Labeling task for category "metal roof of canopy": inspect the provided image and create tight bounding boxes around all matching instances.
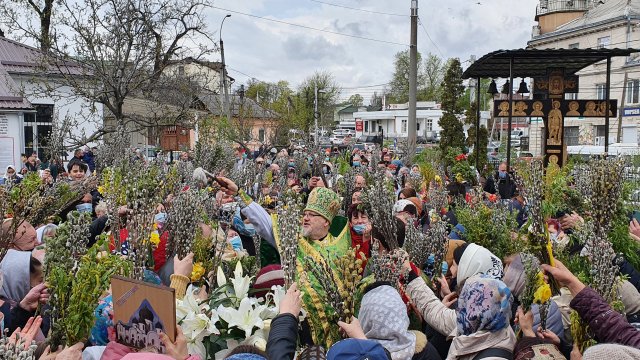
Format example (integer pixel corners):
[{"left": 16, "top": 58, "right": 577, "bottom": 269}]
[{"left": 462, "top": 48, "right": 640, "bottom": 79}]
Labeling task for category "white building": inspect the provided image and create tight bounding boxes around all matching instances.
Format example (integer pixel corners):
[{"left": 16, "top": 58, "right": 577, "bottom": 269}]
[
  {"left": 0, "top": 36, "right": 102, "bottom": 174},
  {"left": 354, "top": 102, "right": 443, "bottom": 139},
  {"left": 528, "top": 0, "right": 640, "bottom": 156}
]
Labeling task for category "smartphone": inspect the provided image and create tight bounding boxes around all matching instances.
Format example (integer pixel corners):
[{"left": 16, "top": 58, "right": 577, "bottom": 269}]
[{"left": 632, "top": 210, "right": 640, "bottom": 223}]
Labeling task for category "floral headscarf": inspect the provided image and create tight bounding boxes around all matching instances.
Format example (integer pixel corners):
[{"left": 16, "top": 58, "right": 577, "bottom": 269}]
[{"left": 456, "top": 276, "right": 512, "bottom": 336}]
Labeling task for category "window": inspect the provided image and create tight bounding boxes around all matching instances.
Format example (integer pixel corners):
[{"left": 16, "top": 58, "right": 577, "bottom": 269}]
[
  {"left": 258, "top": 128, "right": 265, "bottom": 142},
  {"left": 401, "top": 119, "right": 407, "bottom": 133},
  {"left": 565, "top": 93, "right": 578, "bottom": 100},
  {"left": 364, "top": 121, "right": 369, "bottom": 132},
  {"left": 426, "top": 119, "right": 433, "bottom": 131},
  {"left": 417, "top": 122, "right": 420, "bottom": 131},
  {"left": 564, "top": 126, "right": 579, "bottom": 146},
  {"left": 178, "top": 66, "right": 185, "bottom": 76},
  {"left": 597, "top": 36, "right": 610, "bottom": 49},
  {"left": 595, "top": 125, "right": 606, "bottom": 138},
  {"left": 627, "top": 80, "right": 640, "bottom": 104},
  {"left": 568, "top": 42, "right": 579, "bottom": 49},
  {"left": 596, "top": 84, "right": 606, "bottom": 100}
]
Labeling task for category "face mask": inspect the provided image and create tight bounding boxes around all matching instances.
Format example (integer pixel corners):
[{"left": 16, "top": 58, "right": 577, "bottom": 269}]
[
  {"left": 242, "top": 153, "right": 247, "bottom": 159},
  {"left": 352, "top": 223, "right": 367, "bottom": 234},
  {"left": 352, "top": 161, "right": 360, "bottom": 167},
  {"left": 288, "top": 162, "right": 295, "bottom": 168},
  {"left": 323, "top": 167, "right": 330, "bottom": 175},
  {"left": 76, "top": 203, "right": 93, "bottom": 213},
  {"left": 325, "top": 157, "right": 330, "bottom": 162},
  {"left": 550, "top": 231, "right": 559, "bottom": 242},
  {"left": 229, "top": 236, "right": 242, "bottom": 251},
  {"left": 154, "top": 212, "right": 167, "bottom": 223},
  {"left": 499, "top": 171, "right": 507, "bottom": 179},
  {"left": 233, "top": 215, "right": 256, "bottom": 237}
]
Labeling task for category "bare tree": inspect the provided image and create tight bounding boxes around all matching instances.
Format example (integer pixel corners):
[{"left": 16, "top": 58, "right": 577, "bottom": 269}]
[
  {"left": 20, "top": 0, "right": 216, "bottom": 147},
  {"left": 0, "top": 0, "right": 57, "bottom": 51}
]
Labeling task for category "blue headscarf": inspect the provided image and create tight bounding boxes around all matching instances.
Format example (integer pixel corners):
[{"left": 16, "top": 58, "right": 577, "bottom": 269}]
[{"left": 456, "top": 276, "right": 512, "bottom": 335}]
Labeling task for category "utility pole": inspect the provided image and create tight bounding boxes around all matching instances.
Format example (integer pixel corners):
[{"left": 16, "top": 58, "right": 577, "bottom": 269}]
[
  {"left": 220, "top": 15, "right": 232, "bottom": 121},
  {"left": 617, "top": 71, "right": 628, "bottom": 143},
  {"left": 408, "top": 0, "right": 418, "bottom": 156},
  {"left": 314, "top": 84, "right": 319, "bottom": 146}
]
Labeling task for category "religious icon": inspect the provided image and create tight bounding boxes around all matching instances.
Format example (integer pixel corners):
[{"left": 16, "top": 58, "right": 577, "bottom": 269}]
[
  {"left": 513, "top": 101, "right": 528, "bottom": 116},
  {"left": 549, "top": 76, "right": 564, "bottom": 96},
  {"left": 549, "top": 155, "right": 559, "bottom": 165},
  {"left": 547, "top": 100, "right": 563, "bottom": 146},
  {"left": 583, "top": 101, "right": 597, "bottom": 116},
  {"left": 597, "top": 101, "right": 613, "bottom": 116},
  {"left": 531, "top": 101, "right": 545, "bottom": 116},
  {"left": 566, "top": 101, "right": 580, "bottom": 116},
  {"left": 498, "top": 101, "right": 510, "bottom": 117}
]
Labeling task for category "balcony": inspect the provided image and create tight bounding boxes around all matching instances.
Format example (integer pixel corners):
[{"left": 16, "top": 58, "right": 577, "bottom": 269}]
[{"left": 536, "top": 0, "right": 590, "bottom": 17}]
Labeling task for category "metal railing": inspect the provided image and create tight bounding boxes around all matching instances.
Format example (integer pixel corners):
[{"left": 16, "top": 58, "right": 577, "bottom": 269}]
[{"left": 536, "top": 0, "right": 590, "bottom": 17}]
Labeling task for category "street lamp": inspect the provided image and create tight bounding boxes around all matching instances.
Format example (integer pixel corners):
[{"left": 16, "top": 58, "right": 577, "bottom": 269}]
[
  {"left": 219, "top": 14, "right": 231, "bottom": 121},
  {"left": 314, "top": 85, "right": 326, "bottom": 146}
]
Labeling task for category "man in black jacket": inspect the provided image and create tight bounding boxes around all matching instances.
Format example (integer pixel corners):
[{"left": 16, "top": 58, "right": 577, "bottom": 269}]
[{"left": 483, "top": 162, "right": 516, "bottom": 200}]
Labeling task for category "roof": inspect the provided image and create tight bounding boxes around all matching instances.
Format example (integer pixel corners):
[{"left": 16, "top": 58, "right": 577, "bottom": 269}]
[
  {"left": 200, "top": 94, "right": 279, "bottom": 119},
  {"left": 337, "top": 105, "right": 361, "bottom": 114},
  {"left": 0, "top": 36, "right": 84, "bottom": 75},
  {"left": 555, "top": 0, "right": 640, "bottom": 33},
  {"left": 462, "top": 48, "right": 640, "bottom": 79},
  {"left": 0, "top": 63, "right": 32, "bottom": 110}
]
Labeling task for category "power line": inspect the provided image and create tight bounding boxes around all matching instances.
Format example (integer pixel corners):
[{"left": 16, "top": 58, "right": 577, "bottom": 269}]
[
  {"left": 212, "top": 6, "right": 410, "bottom": 47},
  {"left": 417, "top": 16, "right": 444, "bottom": 58},
  {"left": 341, "top": 83, "right": 391, "bottom": 89},
  {"left": 309, "top": 0, "right": 407, "bottom": 17}
]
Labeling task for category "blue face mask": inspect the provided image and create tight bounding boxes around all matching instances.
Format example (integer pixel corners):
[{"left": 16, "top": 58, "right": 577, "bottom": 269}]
[
  {"left": 352, "top": 223, "right": 367, "bottom": 234},
  {"left": 352, "top": 161, "right": 361, "bottom": 167},
  {"left": 155, "top": 212, "right": 167, "bottom": 223},
  {"left": 242, "top": 153, "right": 247, "bottom": 159},
  {"left": 288, "top": 162, "right": 295, "bottom": 168},
  {"left": 229, "top": 236, "right": 242, "bottom": 251},
  {"left": 323, "top": 167, "right": 330, "bottom": 175},
  {"left": 499, "top": 171, "right": 507, "bottom": 179},
  {"left": 233, "top": 214, "right": 256, "bottom": 237},
  {"left": 76, "top": 203, "right": 93, "bottom": 213}
]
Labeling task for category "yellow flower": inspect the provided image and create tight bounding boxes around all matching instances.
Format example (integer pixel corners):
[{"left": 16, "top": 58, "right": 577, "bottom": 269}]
[
  {"left": 455, "top": 173, "right": 464, "bottom": 183},
  {"left": 97, "top": 185, "right": 105, "bottom": 195},
  {"left": 191, "top": 262, "right": 206, "bottom": 282},
  {"left": 533, "top": 283, "right": 551, "bottom": 304},
  {"left": 149, "top": 231, "right": 160, "bottom": 246},
  {"left": 546, "top": 238, "right": 555, "bottom": 267}
]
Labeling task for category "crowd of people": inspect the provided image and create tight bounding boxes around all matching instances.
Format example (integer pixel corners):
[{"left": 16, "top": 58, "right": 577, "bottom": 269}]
[{"left": 1, "top": 141, "right": 640, "bottom": 360}]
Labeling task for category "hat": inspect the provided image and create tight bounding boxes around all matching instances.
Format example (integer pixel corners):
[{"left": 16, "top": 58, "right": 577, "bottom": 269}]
[
  {"left": 304, "top": 187, "right": 341, "bottom": 223},
  {"left": 252, "top": 265, "right": 285, "bottom": 298},
  {"left": 392, "top": 199, "right": 414, "bottom": 215},
  {"left": 327, "top": 339, "right": 390, "bottom": 360}
]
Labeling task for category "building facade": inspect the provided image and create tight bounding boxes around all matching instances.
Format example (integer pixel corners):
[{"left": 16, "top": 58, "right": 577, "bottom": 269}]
[
  {"left": 353, "top": 102, "right": 444, "bottom": 139},
  {"left": 528, "top": 0, "right": 640, "bottom": 156},
  {"left": 0, "top": 36, "right": 102, "bottom": 175}
]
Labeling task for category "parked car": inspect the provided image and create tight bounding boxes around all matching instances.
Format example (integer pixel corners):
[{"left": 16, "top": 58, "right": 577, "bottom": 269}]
[
  {"left": 425, "top": 131, "right": 439, "bottom": 143},
  {"left": 357, "top": 135, "right": 383, "bottom": 145},
  {"left": 330, "top": 135, "right": 345, "bottom": 145}
]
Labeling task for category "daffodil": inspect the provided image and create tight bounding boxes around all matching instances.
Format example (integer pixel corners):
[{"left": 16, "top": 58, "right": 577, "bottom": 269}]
[
  {"left": 191, "top": 262, "right": 206, "bottom": 282},
  {"left": 533, "top": 283, "right": 551, "bottom": 304},
  {"left": 149, "top": 231, "right": 160, "bottom": 246},
  {"left": 217, "top": 297, "right": 265, "bottom": 338},
  {"left": 231, "top": 261, "right": 251, "bottom": 300},
  {"left": 97, "top": 185, "right": 105, "bottom": 195}
]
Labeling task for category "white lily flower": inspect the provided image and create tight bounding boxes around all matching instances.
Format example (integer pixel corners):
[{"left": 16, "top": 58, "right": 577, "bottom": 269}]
[
  {"left": 214, "top": 339, "right": 240, "bottom": 360},
  {"left": 231, "top": 261, "right": 251, "bottom": 300},
  {"left": 176, "top": 286, "right": 209, "bottom": 321},
  {"left": 181, "top": 312, "right": 220, "bottom": 340},
  {"left": 244, "top": 329, "right": 268, "bottom": 351},
  {"left": 187, "top": 339, "right": 207, "bottom": 359},
  {"left": 216, "top": 266, "right": 226, "bottom": 287},
  {"left": 217, "top": 297, "right": 264, "bottom": 338}
]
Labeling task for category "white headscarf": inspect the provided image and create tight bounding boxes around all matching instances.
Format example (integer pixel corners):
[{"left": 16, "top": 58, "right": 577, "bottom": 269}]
[
  {"left": 457, "top": 243, "right": 504, "bottom": 285},
  {"left": 359, "top": 285, "right": 416, "bottom": 360},
  {"left": 36, "top": 224, "right": 58, "bottom": 244}
]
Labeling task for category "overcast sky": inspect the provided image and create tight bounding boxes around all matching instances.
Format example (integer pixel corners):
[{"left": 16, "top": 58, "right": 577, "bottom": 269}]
[{"left": 207, "top": 0, "right": 539, "bottom": 101}]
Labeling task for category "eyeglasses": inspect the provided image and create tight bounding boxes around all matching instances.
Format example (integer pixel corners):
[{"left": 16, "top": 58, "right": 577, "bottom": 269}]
[{"left": 302, "top": 211, "right": 323, "bottom": 219}]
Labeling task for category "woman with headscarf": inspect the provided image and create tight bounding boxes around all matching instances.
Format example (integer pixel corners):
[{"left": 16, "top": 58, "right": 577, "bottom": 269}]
[
  {"left": 1, "top": 165, "right": 22, "bottom": 186},
  {"left": 350, "top": 283, "right": 441, "bottom": 360},
  {"left": 404, "top": 243, "right": 504, "bottom": 339},
  {"left": 1, "top": 219, "right": 39, "bottom": 251},
  {"left": 446, "top": 277, "right": 515, "bottom": 360}
]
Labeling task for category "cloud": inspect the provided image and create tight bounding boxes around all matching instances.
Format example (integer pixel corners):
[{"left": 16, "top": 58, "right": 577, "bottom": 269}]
[
  {"left": 209, "top": 0, "right": 539, "bottom": 91},
  {"left": 282, "top": 35, "right": 347, "bottom": 62}
]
